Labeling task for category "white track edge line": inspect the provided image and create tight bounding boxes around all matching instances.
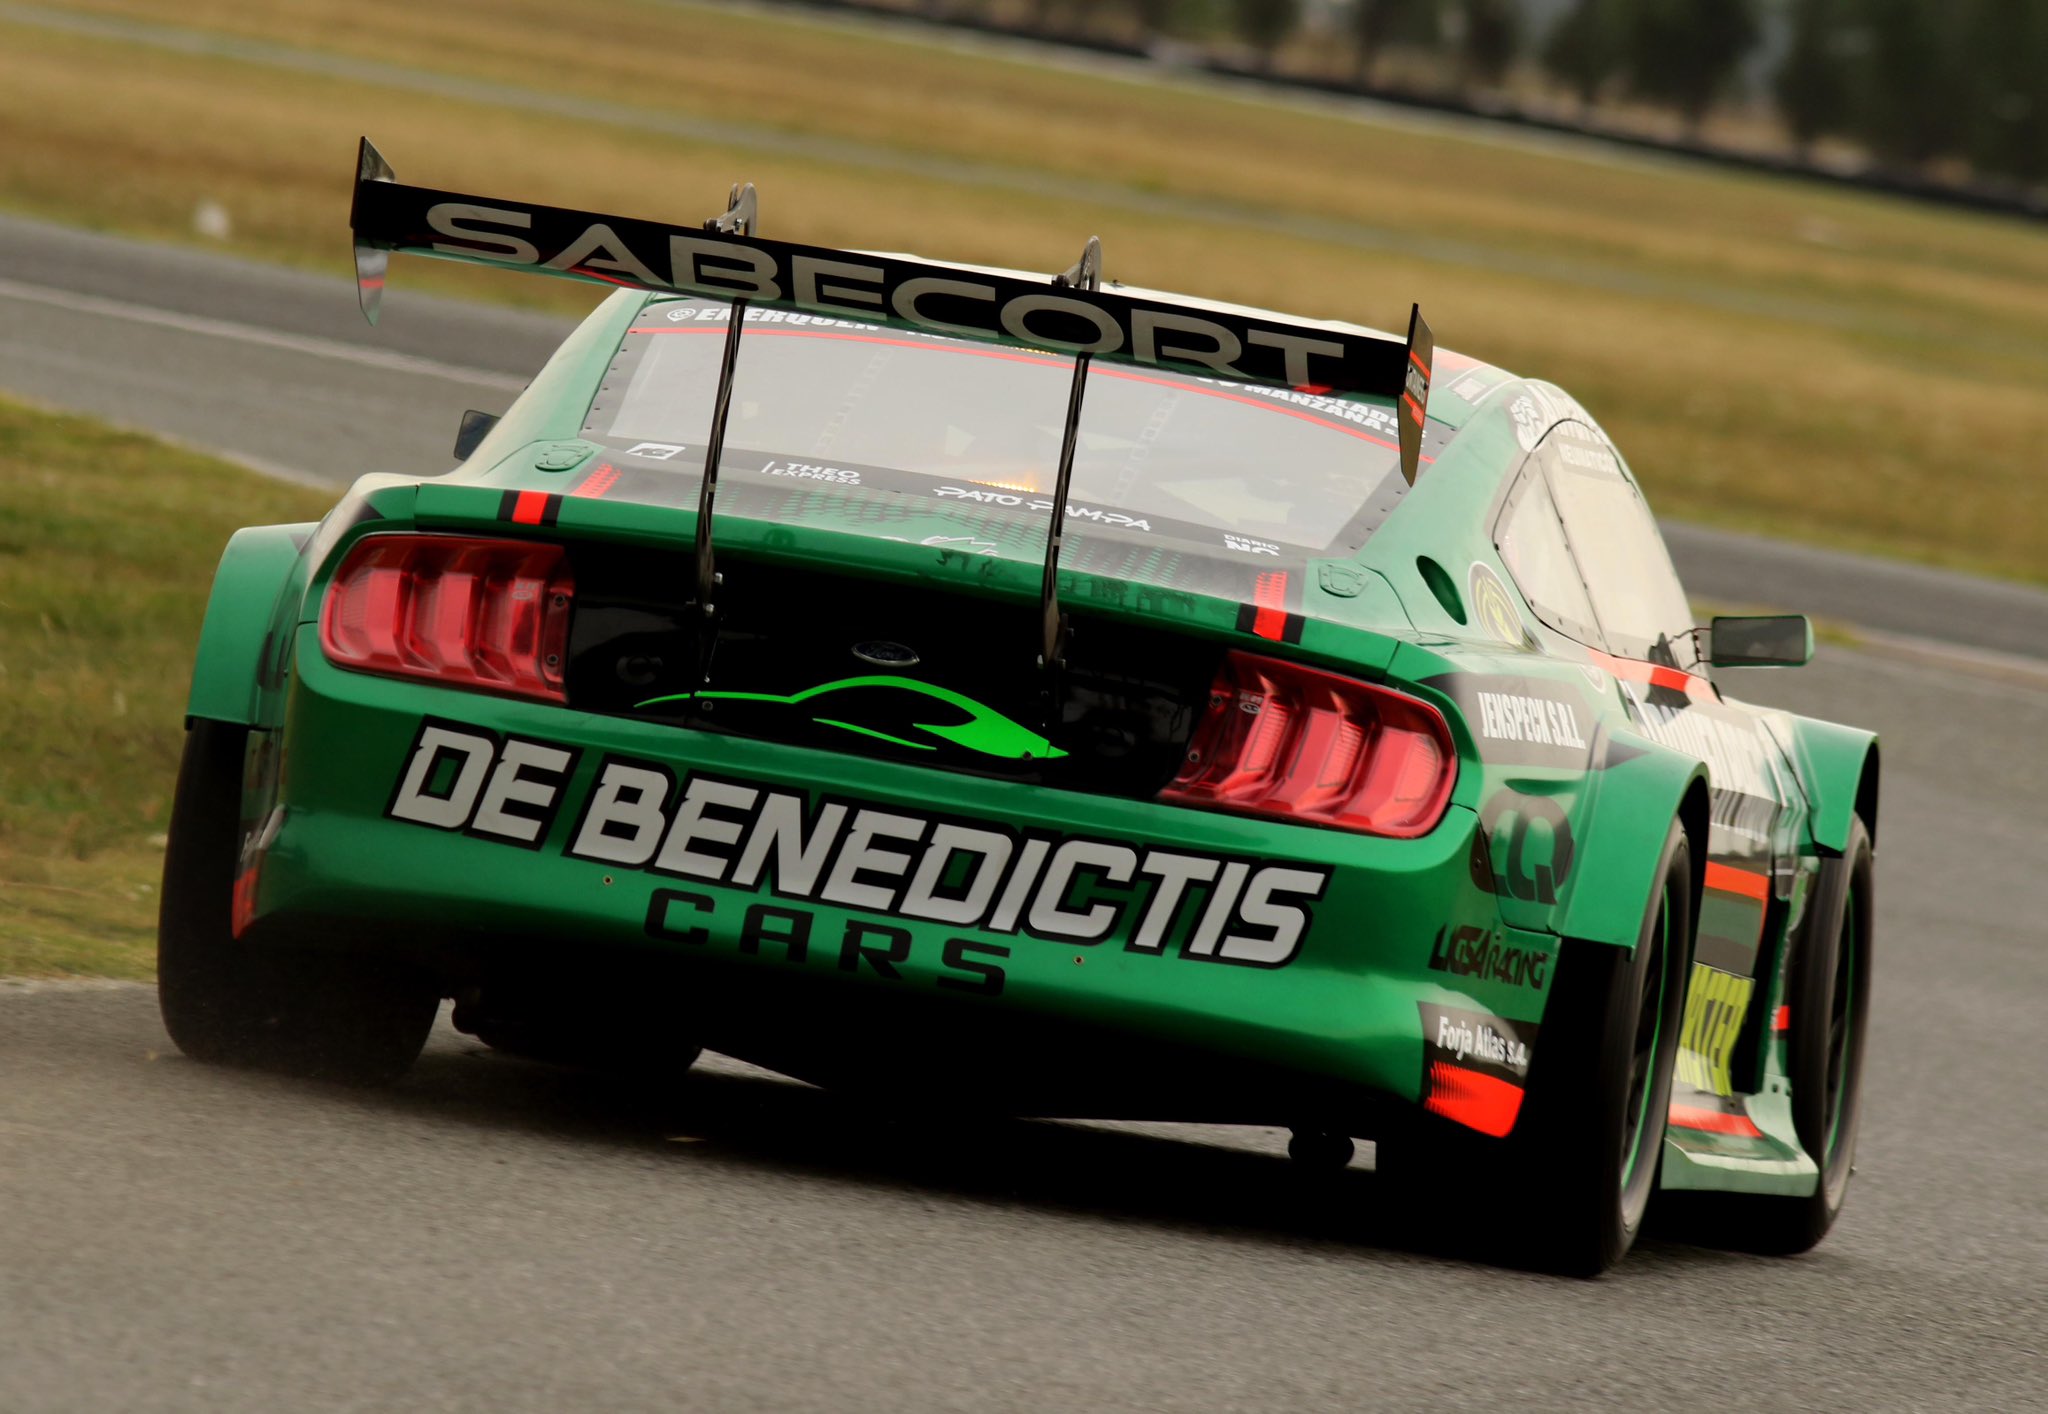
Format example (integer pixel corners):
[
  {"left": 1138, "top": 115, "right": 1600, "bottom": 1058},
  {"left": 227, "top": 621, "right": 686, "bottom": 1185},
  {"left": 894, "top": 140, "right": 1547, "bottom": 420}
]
[{"left": 0, "top": 276, "right": 526, "bottom": 391}]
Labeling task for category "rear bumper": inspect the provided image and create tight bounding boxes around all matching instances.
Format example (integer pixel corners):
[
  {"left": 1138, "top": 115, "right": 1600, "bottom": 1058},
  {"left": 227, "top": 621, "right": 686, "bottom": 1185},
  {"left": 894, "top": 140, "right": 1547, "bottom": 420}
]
[{"left": 240, "top": 632, "right": 1548, "bottom": 1126}]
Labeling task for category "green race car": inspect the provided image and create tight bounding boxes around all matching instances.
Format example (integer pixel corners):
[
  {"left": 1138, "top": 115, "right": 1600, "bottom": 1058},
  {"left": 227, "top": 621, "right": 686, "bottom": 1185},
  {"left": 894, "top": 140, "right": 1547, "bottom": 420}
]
[{"left": 159, "top": 142, "right": 1877, "bottom": 1275}]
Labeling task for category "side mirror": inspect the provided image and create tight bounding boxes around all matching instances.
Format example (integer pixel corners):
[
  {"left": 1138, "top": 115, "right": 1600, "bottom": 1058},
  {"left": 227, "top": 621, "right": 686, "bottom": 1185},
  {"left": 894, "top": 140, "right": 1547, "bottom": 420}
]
[
  {"left": 1709, "top": 614, "right": 1813, "bottom": 668},
  {"left": 453, "top": 409, "right": 500, "bottom": 461}
]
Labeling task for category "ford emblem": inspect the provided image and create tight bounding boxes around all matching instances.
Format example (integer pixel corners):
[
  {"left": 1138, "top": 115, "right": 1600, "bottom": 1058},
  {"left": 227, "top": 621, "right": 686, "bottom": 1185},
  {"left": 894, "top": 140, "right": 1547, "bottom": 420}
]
[{"left": 852, "top": 640, "right": 920, "bottom": 668}]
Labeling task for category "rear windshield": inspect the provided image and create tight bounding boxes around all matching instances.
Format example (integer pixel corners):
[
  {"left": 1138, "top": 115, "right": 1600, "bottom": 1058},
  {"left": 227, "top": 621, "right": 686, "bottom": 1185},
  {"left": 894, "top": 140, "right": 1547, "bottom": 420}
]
[{"left": 582, "top": 299, "right": 1409, "bottom": 552}]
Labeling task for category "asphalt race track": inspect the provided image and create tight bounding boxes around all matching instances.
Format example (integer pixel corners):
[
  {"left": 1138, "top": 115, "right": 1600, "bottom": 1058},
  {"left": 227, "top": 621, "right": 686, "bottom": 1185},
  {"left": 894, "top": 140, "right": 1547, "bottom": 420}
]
[{"left": 3, "top": 214, "right": 2046, "bottom": 1412}]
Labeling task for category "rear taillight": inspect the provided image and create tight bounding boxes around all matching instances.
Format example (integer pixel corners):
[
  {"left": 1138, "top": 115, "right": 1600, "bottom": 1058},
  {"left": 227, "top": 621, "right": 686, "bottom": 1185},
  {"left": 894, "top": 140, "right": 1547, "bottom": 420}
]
[
  {"left": 320, "top": 535, "right": 573, "bottom": 703},
  {"left": 1159, "top": 651, "right": 1455, "bottom": 838}
]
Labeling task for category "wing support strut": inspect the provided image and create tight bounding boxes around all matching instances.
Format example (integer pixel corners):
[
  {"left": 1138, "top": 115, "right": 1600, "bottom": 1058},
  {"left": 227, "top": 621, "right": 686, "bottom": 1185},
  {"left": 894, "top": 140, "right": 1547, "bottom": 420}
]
[
  {"left": 692, "top": 182, "right": 758, "bottom": 627},
  {"left": 1040, "top": 235, "right": 1100, "bottom": 676}
]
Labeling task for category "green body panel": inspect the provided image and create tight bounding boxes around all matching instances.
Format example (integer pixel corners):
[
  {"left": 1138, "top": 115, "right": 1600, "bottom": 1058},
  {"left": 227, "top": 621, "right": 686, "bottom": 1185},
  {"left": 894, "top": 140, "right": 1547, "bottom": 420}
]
[
  {"left": 1550, "top": 729, "right": 1709, "bottom": 949},
  {"left": 1777, "top": 715, "right": 1881, "bottom": 854},
  {"left": 184, "top": 523, "right": 317, "bottom": 725}
]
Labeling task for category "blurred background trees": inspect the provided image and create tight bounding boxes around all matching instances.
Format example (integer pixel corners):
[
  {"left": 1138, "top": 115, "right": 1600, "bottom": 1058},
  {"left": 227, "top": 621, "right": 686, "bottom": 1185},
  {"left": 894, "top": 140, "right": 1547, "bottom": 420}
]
[
  {"left": 1230, "top": 0, "right": 1302, "bottom": 69},
  {"left": 896, "top": 0, "right": 2044, "bottom": 190}
]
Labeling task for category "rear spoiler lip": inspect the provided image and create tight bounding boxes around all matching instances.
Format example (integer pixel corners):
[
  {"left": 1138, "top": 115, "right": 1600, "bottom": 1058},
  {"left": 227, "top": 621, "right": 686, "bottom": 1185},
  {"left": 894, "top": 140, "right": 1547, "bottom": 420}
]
[{"left": 349, "top": 139, "right": 1431, "bottom": 475}]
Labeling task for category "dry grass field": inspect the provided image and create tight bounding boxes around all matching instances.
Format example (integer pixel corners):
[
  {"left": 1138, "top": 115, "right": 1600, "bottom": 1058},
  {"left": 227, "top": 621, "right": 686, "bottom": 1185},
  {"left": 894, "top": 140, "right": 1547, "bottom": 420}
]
[{"left": 0, "top": 0, "right": 2042, "bottom": 589}]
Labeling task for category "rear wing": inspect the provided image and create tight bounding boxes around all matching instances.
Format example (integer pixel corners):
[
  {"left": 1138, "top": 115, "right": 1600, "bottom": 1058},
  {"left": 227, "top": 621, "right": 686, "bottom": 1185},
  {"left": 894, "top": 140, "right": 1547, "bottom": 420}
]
[{"left": 348, "top": 138, "right": 1435, "bottom": 684}]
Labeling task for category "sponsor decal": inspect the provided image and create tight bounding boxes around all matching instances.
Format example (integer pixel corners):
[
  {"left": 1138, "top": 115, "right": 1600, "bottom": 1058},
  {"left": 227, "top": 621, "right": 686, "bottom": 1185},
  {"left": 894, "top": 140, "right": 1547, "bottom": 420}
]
[
  {"left": 1471, "top": 789, "right": 1575, "bottom": 905},
  {"left": 665, "top": 305, "right": 882, "bottom": 332},
  {"left": 1427, "top": 673, "right": 1599, "bottom": 769},
  {"left": 1418, "top": 1001, "right": 1536, "bottom": 1138},
  {"left": 920, "top": 534, "right": 998, "bottom": 555},
  {"left": 642, "top": 890, "right": 1012, "bottom": 996},
  {"left": 1427, "top": 924, "right": 1550, "bottom": 990},
  {"left": 1222, "top": 533, "right": 1282, "bottom": 557},
  {"left": 1426, "top": 1005, "right": 1532, "bottom": 1075},
  {"left": 1474, "top": 689, "right": 1586, "bottom": 749},
  {"left": 1675, "top": 962, "right": 1755, "bottom": 1098},
  {"left": 384, "top": 719, "right": 1331, "bottom": 971},
  {"left": 762, "top": 458, "right": 861, "bottom": 485},
  {"left": 1616, "top": 682, "right": 1785, "bottom": 805},
  {"left": 385, "top": 720, "right": 581, "bottom": 850},
  {"left": 934, "top": 485, "right": 1152, "bottom": 531},
  {"left": 1507, "top": 392, "right": 1547, "bottom": 450},
  {"left": 358, "top": 181, "right": 1410, "bottom": 395},
  {"left": 625, "top": 440, "right": 687, "bottom": 460},
  {"left": 1503, "top": 386, "right": 1585, "bottom": 453},
  {"left": 1467, "top": 562, "right": 1527, "bottom": 648},
  {"left": 1206, "top": 381, "right": 1403, "bottom": 440},
  {"left": 634, "top": 676, "right": 1063, "bottom": 761},
  {"left": 876, "top": 533, "right": 1003, "bottom": 556},
  {"left": 1553, "top": 438, "right": 1621, "bottom": 476}
]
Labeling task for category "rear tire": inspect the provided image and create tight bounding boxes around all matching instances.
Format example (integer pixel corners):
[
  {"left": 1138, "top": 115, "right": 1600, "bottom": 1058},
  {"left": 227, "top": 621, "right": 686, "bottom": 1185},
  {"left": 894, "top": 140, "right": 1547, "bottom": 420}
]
[
  {"left": 1659, "top": 816, "right": 1873, "bottom": 1255},
  {"left": 157, "top": 719, "right": 439, "bottom": 1086},
  {"left": 1505, "top": 818, "right": 1693, "bottom": 1276},
  {"left": 1377, "top": 820, "right": 1693, "bottom": 1275}
]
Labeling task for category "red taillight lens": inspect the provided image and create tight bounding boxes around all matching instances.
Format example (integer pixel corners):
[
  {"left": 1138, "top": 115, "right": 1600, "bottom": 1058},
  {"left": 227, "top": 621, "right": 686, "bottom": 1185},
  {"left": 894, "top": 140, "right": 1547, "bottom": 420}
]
[
  {"left": 1159, "top": 651, "right": 1456, "bottom": 838},
  {"left": 320, "top": 535, "right": 573, "bottom": 703}
]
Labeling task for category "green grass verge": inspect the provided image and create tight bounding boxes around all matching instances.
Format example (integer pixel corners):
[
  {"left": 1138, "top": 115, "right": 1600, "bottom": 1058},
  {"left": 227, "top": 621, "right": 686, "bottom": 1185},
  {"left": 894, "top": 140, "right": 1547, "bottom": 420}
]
[{"left": 0, "top": 399, "right": 329, "bottom": 978}]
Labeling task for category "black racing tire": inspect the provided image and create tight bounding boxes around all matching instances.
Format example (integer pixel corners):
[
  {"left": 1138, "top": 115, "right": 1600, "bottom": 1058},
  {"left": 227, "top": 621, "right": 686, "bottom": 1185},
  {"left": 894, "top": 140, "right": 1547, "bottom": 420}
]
[
  {"left": 1377, "top": 819, "right": 1692, "bottom": 1276},
  {"left": 1503, "top": 818, "right": 1693, "bottom": 1276},
  {"left": 1659, "top": 816, "right": 1873, "bottom": 1255},
  {"left": 157, "top": 719, "right": 439, "bottom": 1086}
]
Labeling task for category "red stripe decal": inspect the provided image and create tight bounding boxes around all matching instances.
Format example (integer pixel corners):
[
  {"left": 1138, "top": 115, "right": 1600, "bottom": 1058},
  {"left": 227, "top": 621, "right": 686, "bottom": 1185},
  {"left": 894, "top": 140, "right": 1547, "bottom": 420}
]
[
  {"left": 1773, "top": 1004, "right": 1791, "bottom": 1032},
  {"left": 1251, "top": 571, "right": 1289, "bottom": 641},
  {"left": 1704, "top": 862, "right": 1770, "bottom": 901},
  {"left": 1402, "top": 392, "right": 1424, "bottom": 425},
  {"left": 1424, "top": 1063, "right": 1524, "bottom": 1138},
  {"left": 1590, "top": 648, "right": 1708, "bottom": 698},
  {"left": 573, "top": 463, "right": 621, "bottom": 499},
  {"left": 510, "top": 490, "right": 550, "bottom": 525},
  {"left": 1669, "top": 1103, "right": 1764, "bottom": 1138},
  {"left": 1409, "top": 348, "right": 1432, "bottom": 377}
]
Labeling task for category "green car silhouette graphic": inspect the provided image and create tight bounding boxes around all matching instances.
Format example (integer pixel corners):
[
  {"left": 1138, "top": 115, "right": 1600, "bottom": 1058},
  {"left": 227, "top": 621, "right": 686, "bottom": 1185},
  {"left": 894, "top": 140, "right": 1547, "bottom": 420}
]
[{"left": 635, "top": 676, "right": 1068, "bottom": 761}]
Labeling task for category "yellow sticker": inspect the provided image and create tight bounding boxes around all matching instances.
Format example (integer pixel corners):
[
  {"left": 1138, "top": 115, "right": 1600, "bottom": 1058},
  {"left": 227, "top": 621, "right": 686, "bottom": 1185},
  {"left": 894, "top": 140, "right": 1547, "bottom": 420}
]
[
  {"left": 1676, "top": 963, "right": 1754, "bottom": 1098},
  {"left": 1467, "top": 562, "right": 1527, "bottom": 648}
]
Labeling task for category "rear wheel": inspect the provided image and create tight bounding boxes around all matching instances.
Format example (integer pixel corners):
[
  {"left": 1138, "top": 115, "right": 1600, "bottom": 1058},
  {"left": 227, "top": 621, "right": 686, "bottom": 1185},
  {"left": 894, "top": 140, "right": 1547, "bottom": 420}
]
[
  {"left": 1505, "top": 818, "right": 1693, "bottom": 1275},
  {"left": 1377, "top": 820, "right": 1692, "bottom": 1275},
  {"left": 157, "top": 719, "right": 439, "bottom": 1085},
  {"left": 1660, "top": 816, "right": 1873, "bottom": 1254}
]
